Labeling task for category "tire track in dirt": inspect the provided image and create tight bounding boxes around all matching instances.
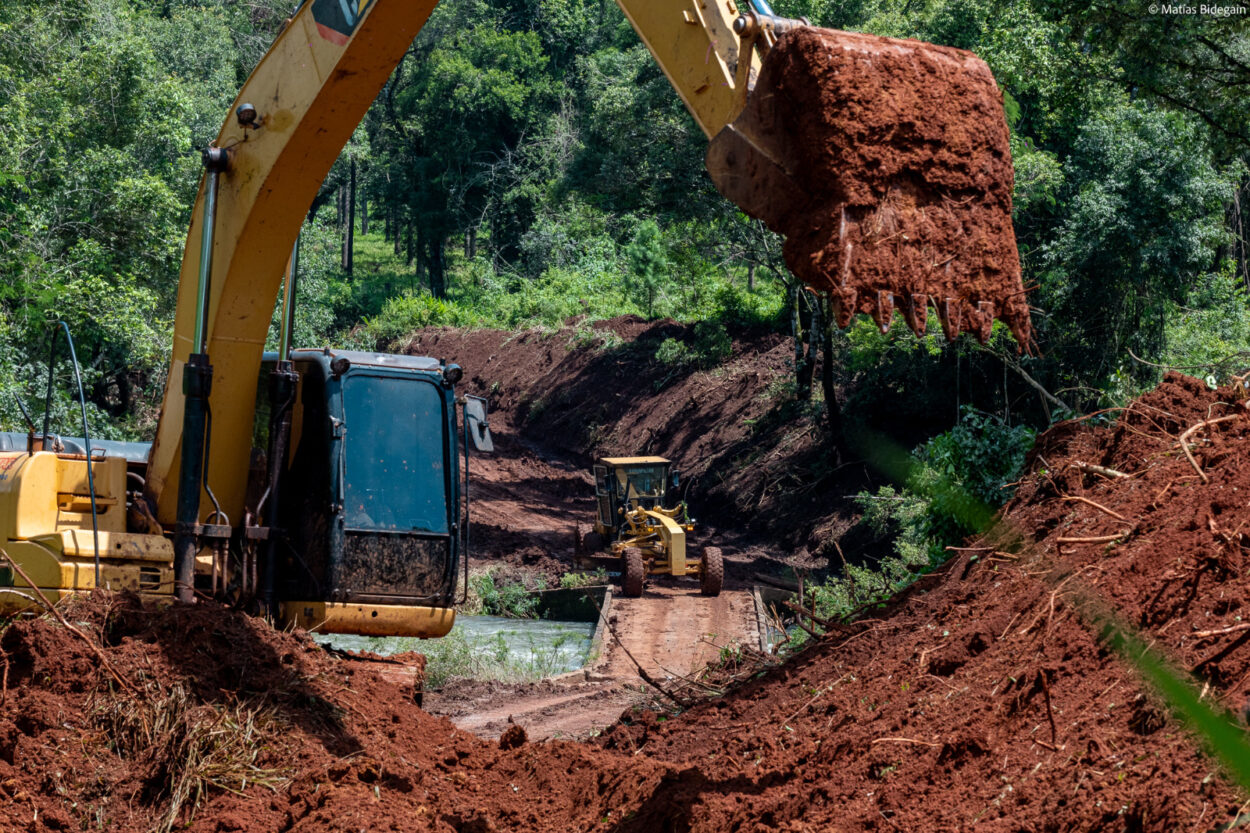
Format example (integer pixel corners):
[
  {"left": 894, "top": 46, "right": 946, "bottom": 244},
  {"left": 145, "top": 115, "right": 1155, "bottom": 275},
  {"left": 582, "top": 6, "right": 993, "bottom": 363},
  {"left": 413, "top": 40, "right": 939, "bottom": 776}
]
[{"left": 600, "top": 581, "right": 758, "bottom": 680}]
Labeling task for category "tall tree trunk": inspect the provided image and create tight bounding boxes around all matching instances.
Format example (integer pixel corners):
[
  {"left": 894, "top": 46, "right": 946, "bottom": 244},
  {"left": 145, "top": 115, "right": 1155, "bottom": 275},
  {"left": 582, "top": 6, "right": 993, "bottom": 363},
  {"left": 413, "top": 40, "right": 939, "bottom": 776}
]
[
  {"left": 360, "top": 193, "right": 369, "bottom": 235},
  {"left": 747, "top": 262, "right": 756, "bottom": 292},
  {"left": 820, "top": 295, "right": 843, "bottom": 444},
  {"left": 468, "top": 227, "right": 477, "bottom": 259},
  {"left": 792, "top": 286, "right": 814, "bottom": 400},
  {"left": 341, "top": 157, "right": 355, "bottom": 275},
  {"left": 427, "top": 234, "right": 447, "bottom": 298},
  {"left": 407, "top": 220, "right": 415, "bottom": 268}
]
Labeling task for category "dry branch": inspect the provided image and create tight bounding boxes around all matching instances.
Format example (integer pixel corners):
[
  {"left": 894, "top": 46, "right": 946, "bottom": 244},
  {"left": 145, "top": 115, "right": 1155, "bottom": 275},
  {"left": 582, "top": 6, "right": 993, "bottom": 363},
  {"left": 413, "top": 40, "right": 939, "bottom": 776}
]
[
  {"left": 1072, "top": 462, "right": 1128, "bottom": 479},
  {"left": 1193, "top": 622, "right": 1250, "bottom": 639},
  {"left": 1178, "top": 414, "right": 1242, "bottom": 484},
  {"left": 1061, "top": 496, "right": 1128, "bottom": 522},
  {"left": 782, "top": 600, "right": 857, "bottom": 635},
  {"left": 1055, "top": 533, "right": 1129, "bottom": 544},
  {"left": 870, "top": 737, "right": 940, "bottom": 747},
  {"left": 1039, "top": 670, "right": 1058, "bottom": 747}
]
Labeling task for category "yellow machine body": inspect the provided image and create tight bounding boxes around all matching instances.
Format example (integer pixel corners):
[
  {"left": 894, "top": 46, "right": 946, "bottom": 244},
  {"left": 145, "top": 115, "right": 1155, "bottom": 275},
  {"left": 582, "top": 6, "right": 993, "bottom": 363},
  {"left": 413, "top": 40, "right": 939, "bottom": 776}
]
[
  {"left": 0, "top": 451, "right": 174, "bottom": 612},
  {"left": 279, "top": 601, "right": 456, "bottom": 638},
  {"left": 586, "top": 456, "right": 703, "bottom": 577},
  {"left": 613, "top": 506, "right": 698, "bottom": 578},
  {"left": 144, "top": 0, "right": 768, "bottom": 536},
  {"left": 6, "top": 0, "right": 1015, "bottom": 626}
]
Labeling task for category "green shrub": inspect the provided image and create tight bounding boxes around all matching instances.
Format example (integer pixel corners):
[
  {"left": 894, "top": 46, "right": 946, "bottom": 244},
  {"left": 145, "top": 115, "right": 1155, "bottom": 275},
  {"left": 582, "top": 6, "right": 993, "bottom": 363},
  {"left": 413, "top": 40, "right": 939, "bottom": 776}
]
[
  {"left": 802, "top": 409, "right": 1035, "bottom": 635},
  {"left": 917, "top": 406, "right": 1036, "bottom": 507},
  {"left": 470, "top": 570, "right": 543, "bottom": 618},
  {"left": 655, "top": 337, "right": 693, "bottom": 366},
  {"left": 654, "top": 321, "right": 732, "bottom": 370},
  {"left": 559, "top": 569, "right": 608, "bottom": 589}
]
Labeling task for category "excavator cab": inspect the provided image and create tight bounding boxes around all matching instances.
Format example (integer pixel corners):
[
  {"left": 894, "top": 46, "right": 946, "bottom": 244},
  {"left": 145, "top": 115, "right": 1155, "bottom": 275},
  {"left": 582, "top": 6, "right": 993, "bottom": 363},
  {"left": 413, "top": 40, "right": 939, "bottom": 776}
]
[
  {"left": 248, "top": 348, "right": 488, "bottom": 636},
  {"left": 592, "top": 457, "right": 678, "bottom": 532},
  {"left": 0, "top": 344, "right": 490, "bottom": 639}
]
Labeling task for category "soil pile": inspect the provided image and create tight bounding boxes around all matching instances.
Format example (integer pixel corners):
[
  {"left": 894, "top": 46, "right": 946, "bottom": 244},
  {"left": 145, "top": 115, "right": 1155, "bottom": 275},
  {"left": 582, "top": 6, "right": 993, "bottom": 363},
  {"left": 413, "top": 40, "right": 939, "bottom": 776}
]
[
  {"left": 594, "top": 372, "right": 1250, "bottom": 830},
  {"left": 708, "top": 28, "right": 1029, "bottom": 346},
  {"left": 3, "top": 372, "right": 1249, "bottom": 831},
  {"left": 0, "top": 594, "right": 663, "bottom": 832}
]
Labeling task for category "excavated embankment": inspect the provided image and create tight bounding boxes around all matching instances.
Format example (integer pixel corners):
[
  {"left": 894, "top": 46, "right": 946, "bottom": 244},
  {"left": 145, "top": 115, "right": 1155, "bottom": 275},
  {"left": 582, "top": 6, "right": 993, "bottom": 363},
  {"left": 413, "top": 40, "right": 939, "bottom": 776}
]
[{"left": 2, "top": 373, "right": 1249, "bottom": 831}]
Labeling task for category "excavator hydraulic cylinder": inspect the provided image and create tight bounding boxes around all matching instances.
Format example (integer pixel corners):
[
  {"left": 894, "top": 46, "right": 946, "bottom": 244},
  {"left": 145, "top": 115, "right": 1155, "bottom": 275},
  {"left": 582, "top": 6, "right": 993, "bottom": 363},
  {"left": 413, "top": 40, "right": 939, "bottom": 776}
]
[
  {"left": 260, "top": 363, "right": 298, "bottom": 615},
  {"left": 173, "top": 353, "right": 212, "bottom": 603},
  {"left": 173, "top": 149, "right": 228, "bottom": 603}
]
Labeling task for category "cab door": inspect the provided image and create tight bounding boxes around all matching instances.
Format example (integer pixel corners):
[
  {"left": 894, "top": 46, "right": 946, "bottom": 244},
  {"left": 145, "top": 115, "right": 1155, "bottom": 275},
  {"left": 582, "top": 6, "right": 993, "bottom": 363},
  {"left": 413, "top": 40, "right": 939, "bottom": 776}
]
[{"left": 593, "top": 464, "right": 614, "bottom": 530}]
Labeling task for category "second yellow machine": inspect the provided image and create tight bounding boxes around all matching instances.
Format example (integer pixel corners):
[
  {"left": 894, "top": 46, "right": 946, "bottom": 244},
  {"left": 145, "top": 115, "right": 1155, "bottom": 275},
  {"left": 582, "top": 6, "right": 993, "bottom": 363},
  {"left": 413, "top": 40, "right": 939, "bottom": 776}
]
[{"left": 575, "top": 457, "right": 723, "bottom": 598}]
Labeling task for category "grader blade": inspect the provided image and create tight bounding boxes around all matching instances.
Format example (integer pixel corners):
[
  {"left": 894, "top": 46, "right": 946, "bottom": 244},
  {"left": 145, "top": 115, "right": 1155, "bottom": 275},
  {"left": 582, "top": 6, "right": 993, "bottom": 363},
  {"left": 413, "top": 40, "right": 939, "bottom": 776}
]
[{"left": 707, "top": 27, "right": 1031, "bottom": 349}]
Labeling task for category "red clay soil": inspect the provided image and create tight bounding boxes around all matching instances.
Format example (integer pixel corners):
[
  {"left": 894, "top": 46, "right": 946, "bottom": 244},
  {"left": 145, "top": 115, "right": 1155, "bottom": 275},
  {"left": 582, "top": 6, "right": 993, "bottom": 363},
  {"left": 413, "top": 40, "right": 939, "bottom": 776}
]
[
  {"left": 710, "top": 28, "right": 1029, "bottom": 346},
  {"left": 3, "top": 372, "right": 1250, "bottom": 831}
]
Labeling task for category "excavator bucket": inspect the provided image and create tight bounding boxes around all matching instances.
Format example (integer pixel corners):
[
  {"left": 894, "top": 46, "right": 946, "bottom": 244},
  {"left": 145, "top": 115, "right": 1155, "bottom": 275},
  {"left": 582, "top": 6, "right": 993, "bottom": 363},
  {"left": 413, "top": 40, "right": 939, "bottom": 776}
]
[{"left": 707, "top": 27, "right": 1031, "bottom": 349}]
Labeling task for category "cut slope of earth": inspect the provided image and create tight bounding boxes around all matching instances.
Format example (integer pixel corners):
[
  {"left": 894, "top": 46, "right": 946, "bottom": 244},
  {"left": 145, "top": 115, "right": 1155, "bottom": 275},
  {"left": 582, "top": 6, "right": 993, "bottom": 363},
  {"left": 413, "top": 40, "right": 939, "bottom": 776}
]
[
  {"left": 3, "top": 373, "right": 1250, "bottom": 831},
  {"left": 402, "top": 317, "right": 868, "bottom": 567}
]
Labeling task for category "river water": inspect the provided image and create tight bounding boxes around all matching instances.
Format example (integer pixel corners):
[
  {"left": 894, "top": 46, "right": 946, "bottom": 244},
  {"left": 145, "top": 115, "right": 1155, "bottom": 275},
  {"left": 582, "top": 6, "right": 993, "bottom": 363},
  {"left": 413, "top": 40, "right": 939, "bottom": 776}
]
[{"left": 314, "top": 614, "right": 595, "bottom": 677}]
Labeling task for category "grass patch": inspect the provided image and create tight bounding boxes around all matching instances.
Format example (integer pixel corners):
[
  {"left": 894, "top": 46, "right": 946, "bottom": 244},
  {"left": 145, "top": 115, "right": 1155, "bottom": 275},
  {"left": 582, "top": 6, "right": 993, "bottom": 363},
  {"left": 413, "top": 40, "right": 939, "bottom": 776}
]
[
  {"left": 468, "top": 568, "right": 545, "bottom": 618},
  {"left": 93, "top": 683, "right": 289, "bottom": 832},
  {"left": 559, "top": 568, "right": 608, "bottom": 589}
]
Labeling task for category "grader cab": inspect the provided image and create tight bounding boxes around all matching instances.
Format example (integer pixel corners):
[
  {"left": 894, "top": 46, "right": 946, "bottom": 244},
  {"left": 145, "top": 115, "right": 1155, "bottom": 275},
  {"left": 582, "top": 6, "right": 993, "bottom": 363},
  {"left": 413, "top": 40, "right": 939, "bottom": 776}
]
[{"left": 574, "top": 457, "right": 722, "bottom": 598}]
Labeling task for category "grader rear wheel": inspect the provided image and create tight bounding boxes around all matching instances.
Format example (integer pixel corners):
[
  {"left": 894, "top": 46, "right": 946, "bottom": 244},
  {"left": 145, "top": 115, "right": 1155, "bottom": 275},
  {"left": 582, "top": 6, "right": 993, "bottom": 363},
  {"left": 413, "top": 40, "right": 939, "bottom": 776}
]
[
  {"left": 622, "top": 547, "right": 645, "bottom": 598},
  {"left": 700, "top": 546, "right": 723, "bottom": 597},
  {"left": 575, "top": 523, "right": 603, "bottom": 556}
]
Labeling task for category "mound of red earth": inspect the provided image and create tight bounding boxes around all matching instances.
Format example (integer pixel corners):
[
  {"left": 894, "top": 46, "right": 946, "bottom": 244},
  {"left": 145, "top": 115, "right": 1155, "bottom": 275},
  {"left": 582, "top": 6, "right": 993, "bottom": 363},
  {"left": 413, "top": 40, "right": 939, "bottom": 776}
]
[
  {"left": 2, "top": 373, "right": 1249, "bottom": 831},
  {"left": 708, "top": 28, "right": 1029, "bottom": 345}
]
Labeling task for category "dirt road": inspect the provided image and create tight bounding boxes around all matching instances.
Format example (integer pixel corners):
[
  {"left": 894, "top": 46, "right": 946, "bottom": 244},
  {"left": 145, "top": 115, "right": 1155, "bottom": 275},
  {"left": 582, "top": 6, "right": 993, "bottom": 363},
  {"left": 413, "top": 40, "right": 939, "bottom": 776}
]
[
  {"left": 421, "top": 417, "right": 763, "bottom": 740},
  {"left": 429, "top": 582, "right": 759, "bottom": 740},
  {"left": 599, "top": 581, "right": 757, "bottom": 680}
]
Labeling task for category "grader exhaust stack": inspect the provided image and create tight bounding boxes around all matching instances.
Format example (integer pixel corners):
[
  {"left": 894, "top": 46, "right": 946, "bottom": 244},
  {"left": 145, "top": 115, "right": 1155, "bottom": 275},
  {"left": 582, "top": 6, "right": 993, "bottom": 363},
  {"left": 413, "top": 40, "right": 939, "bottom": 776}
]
[{"left": 708, "top": 25, "right": 1031, "bottom": 348}]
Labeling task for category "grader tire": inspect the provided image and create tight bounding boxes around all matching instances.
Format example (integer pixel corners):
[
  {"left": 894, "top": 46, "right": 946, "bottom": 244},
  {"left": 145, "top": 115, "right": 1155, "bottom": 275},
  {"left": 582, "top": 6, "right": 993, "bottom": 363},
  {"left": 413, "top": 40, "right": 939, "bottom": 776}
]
[
  {"left": 581, "top": 528, "right": 604, "bottom": 554},
  {"left": 622, "top": 547, "right": 645, "bottom": 598},
  {"left": 700, "top": 546, "right": 724, "bottom": 597},
  {"left": 575, "top": 523, "right": 603, "bottom": 556}
]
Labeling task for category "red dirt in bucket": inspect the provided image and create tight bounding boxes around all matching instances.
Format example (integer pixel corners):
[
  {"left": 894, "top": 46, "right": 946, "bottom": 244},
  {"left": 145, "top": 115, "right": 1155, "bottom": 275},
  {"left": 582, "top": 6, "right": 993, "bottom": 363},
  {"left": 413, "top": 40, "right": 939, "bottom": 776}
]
[{"left": 711, "top": 28, "right": 1030, "bottom": 346}]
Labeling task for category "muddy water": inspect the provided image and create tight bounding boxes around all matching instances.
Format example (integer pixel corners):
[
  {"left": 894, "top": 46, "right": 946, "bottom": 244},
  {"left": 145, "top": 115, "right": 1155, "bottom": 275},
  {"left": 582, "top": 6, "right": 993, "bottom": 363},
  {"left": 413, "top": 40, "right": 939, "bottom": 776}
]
[{"left": 315, "top": 615, "right": 595, "bottom": 675}]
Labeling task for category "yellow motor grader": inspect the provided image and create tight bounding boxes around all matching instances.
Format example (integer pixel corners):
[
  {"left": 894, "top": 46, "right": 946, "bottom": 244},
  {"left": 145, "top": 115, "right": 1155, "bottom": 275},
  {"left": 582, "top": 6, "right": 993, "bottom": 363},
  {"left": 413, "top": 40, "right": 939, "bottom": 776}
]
[{"left": 575, "top": 457, "right": 722, "bottom": 598}]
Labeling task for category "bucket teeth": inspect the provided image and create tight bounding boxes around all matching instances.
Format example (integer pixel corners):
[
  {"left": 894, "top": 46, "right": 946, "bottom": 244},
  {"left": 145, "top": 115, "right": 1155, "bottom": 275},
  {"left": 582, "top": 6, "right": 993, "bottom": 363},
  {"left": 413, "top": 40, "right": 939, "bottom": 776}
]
[
  {"left": 873, "top": 291, "right": 894, "bottom": 333},
  {"left": 906, "top": 293, "right": 928, "bottom": 337},
  {"left": 832, "top": 287, "right": 857, "bottom": 329},
  {"left": 975, "top": 301, "right": 995, "bottom": 344},
  {"left": 938, "top": 298, "right": 962, "bottom": 342}
]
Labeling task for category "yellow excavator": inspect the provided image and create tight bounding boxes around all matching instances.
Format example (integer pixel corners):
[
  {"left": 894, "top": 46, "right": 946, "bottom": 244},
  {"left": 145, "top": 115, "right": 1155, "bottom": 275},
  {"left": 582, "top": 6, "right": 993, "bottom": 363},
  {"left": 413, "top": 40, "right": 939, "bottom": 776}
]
[{"left": 0, "top": 0, "right": 1028, "bottom": 637}]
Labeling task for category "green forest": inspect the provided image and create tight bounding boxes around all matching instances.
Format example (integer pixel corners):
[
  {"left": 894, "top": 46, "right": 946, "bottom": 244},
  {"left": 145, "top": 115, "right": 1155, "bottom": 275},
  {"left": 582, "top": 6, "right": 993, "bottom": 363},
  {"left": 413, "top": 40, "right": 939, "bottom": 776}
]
[{"left": 0, "top": 0, "right": 1247, "bottom": 463}]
